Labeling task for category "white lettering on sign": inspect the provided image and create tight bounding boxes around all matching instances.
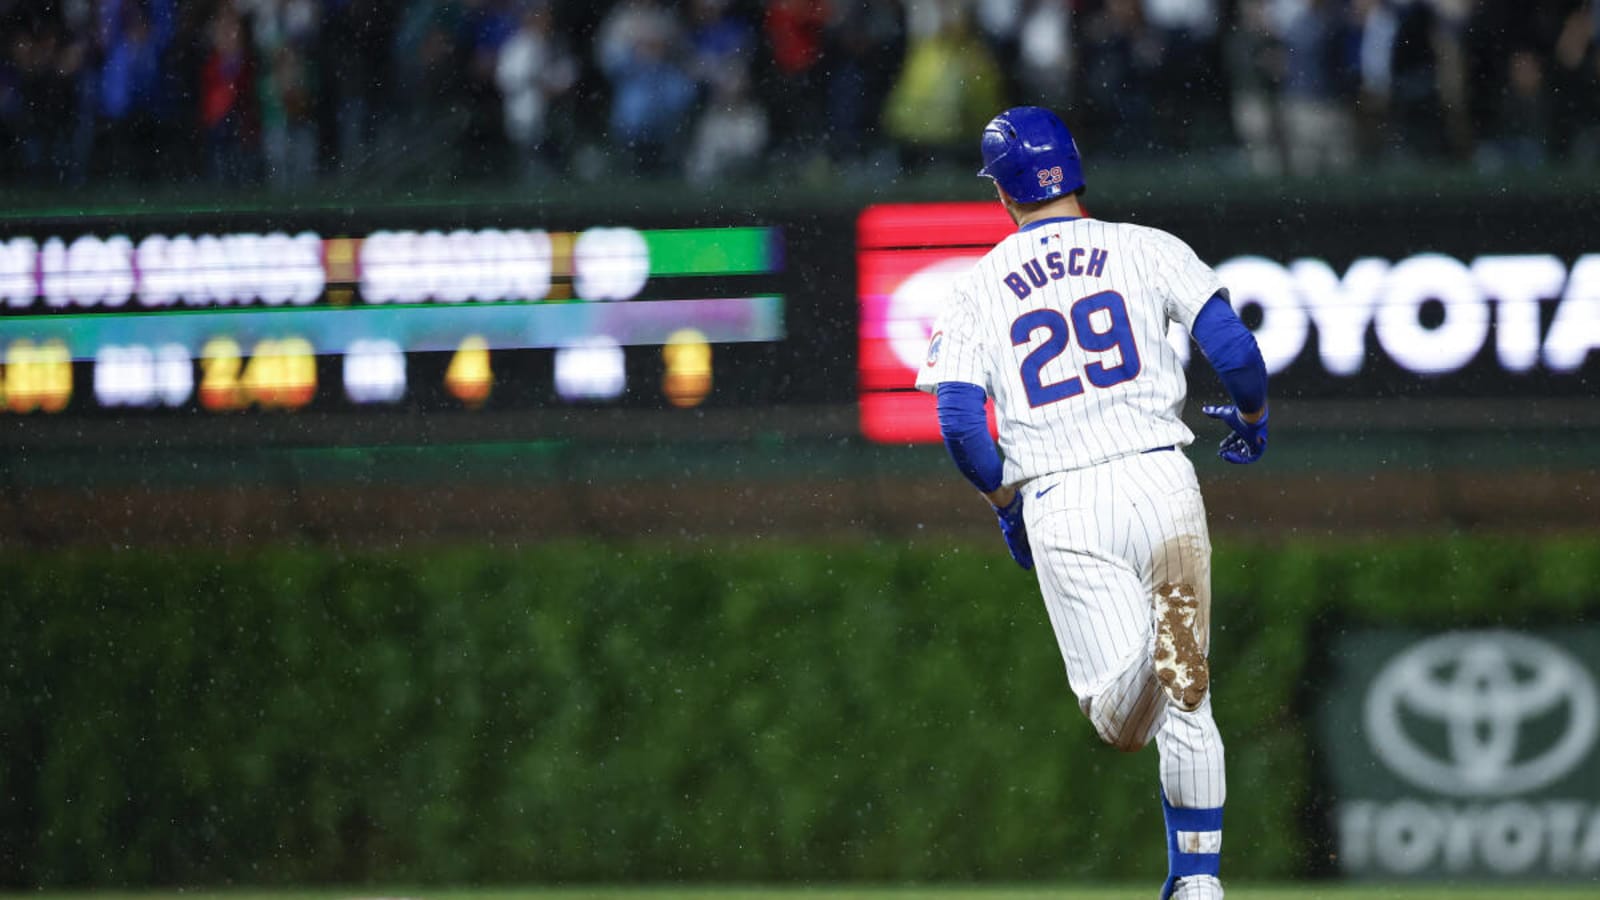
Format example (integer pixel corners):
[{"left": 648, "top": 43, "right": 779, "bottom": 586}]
[
  {"left": 19, "top": 232, "right": 324, "bottom": 308},
  {"left": 1471, "top": 255, "right": 1566, "bottom": 372},
  {"left": 1214, "top": 256, "right": 1308, "bottom": 375},
  {"left": 1212, "top": 251, "right": 1598, "bottom": 377},
  {"left": 1340, "top": 801, "right": 1600, "bottom": 876},
  {"left": 1377, "top": 254, "right": 1489, "bottom": 375},
  {"left": 554, "top": 336, "right": 627, "bottom": 402},
  {"left": 93, "top": 343, "right": 193, "bottom": 407},
  {"left": 1291, "top": 257, "right": 1386, "bottom": 376},
  {"left": 41, "top": 235, "right": 135, "bottom": 308},
  {"left": 891, "top": 250, "right": 1587, "bottom": 380},
  {"left": 1544, "top": 255, "right": 1600, "bottom": 373},
  {"left": 343, "top": 339, "right": 407, "bottom": 404},
  {"left": 573, "top": 227, "right": 650, "bottom": 301},
  {"left": 0, "top": 238, "right": 38, "bottom": 308},
  {"left": 135, "top": 232, "right": 323, "bottom": 308},
  {"left": 360, "top": 228, "right": 553, "bottom": 304}
]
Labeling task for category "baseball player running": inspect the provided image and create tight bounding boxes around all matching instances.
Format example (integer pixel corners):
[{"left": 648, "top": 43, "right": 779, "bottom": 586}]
[{"left": 917, "top": 107, "right": 1268, "bottom": 900}]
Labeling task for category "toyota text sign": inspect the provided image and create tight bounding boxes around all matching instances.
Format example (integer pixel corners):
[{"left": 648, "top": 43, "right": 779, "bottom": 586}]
[
  {"left": 855, "top": 202, "right": 1600, "bottom": 443},
  {"left": 1316, "top": 630, "right": 1600, "bottom": 880}
]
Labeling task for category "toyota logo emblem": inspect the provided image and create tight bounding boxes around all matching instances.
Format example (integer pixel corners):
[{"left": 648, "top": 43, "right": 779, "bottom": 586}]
[{"left": 1364, "top": 631, "right": 1599, "bottom": 797}]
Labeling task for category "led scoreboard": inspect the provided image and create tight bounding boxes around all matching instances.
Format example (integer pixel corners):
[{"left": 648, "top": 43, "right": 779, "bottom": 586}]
[{"left": 0, "top": 223, "right": 784, "bottom": 418}]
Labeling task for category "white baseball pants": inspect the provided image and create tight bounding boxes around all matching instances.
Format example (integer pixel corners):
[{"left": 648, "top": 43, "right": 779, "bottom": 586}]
[{"left": 1023, "top": 447, "right": 1226, "bottom": 810}]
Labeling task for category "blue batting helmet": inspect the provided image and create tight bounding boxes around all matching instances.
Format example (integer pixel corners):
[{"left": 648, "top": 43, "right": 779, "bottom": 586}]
[{"left": 977, "top": 106, "right": 1085, "bottom": 203}]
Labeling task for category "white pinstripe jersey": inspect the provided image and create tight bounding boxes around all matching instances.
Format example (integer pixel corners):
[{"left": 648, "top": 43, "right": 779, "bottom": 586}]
[{"left": 915, "top": 217, "right": 1222, "bottom": 485}]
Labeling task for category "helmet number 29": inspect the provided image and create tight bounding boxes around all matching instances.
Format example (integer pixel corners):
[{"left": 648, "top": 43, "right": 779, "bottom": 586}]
[
  {"left": 1010, "top": 291, "right": 1143, "bottom": 409},
  {"left": 1036, "top": 166, "right": 1065, "bottom": 188}
]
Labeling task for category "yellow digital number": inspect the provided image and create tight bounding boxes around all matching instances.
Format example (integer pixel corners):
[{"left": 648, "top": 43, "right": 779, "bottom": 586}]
[
  {"left": 278, "top": 336, "right": 316, "bottom": 408},
  {"left": 242, "top": 337, "right": 317, "bottom": 409},
  {"left": 662, "top": 328, "right": 711, "bottom": 408},
  {"left": 3, "top": 339, "right": 73, "bottom": 413},
  {"left": 4, "top": 340, "right": 34, "bottom": 413},
  {"left": 38, "top": 339, "right": 71, "bottom": 412},
  {"left": 203, "top": 336, "right": 317, "bottom": 411},
  {"left": 200, "top": 336, "right": 245, "bottom": 411},
  {"left": 446, "top": 335, "right": 492, "bottom": 407},
  {"left": 240, "top": 339, "right": 281, "bottom": 406}
]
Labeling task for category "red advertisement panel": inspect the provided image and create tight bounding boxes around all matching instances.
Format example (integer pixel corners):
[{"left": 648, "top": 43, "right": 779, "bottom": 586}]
[{"left": 857, "top": 203, "right": 1013, "bottom": 443}]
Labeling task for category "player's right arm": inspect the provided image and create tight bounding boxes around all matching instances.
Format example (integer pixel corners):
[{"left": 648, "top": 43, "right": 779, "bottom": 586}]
[
  {"left": 933, "top": 381, "right": 1033, "bottom": 570},
  {"left": 915, "top": 283, "right": 1034, "bottom": 570}
]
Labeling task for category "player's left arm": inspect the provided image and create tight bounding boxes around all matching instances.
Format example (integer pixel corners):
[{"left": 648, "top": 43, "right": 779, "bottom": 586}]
[
  {"left": 1144, "top": 227, "right": 1270, "bottom": 464},
  {"left": 1191, "top": 292, "right": 1270, "bottom": 464}
]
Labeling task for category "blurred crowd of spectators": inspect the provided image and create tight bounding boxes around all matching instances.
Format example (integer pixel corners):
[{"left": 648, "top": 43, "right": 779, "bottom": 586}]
[{"left": 1, "top": 0, "right": 1596, "bottom": 191}]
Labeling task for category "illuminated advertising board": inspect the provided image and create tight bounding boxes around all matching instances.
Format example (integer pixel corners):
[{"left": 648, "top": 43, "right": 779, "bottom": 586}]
[
  {"left": 858, "top": 203, "right": 1013, "bottom": 443},
  {"left": 0, "top": 225, "right": 783, "bottom": 415},
  {"left": 1317, "top": 629, "right": 1600, "bottom": 881},
  {"left": 857, "top": 203, "right": 1600, "bottom": 443}
]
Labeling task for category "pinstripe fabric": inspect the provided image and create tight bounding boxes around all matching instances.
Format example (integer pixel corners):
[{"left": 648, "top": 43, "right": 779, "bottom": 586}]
[
  {"left": 1025, "top": 451, "right": 1211, "bottom": 693},
  {"left": 1025, "top": 445, "right": 1226, "bottom": 823},
  {"left": 1160, "top": 697, "right": 1227, "bottom": 809}
]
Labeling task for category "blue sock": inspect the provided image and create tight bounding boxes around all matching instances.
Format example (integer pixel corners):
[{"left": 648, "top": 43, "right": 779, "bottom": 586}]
[{"left": 1159, "top": 790, "right": 1223, "bottom": 900}]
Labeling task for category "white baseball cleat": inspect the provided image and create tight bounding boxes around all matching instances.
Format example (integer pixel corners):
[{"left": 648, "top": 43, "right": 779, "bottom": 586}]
[
  {"left": 1154, "top": 581, "right": 1209, "bottom": 712},
  {"left": 1168, "top": 874, "right": 1224, "bottom": 899}
]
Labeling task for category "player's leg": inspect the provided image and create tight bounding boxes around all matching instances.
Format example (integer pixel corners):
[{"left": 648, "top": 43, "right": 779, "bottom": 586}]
[
  {"left": 1157, "top": 698, "right": 1226, "bottom": 900},
  {"left": 1030, "top": 454, "right": 1226, "bottom": 896},
  {"left": 1139, "top": 461, "right": 1213, "bottom": 712},
  {"left": 1130, "top": 454, "right": 1226, "bottom": 900},
  {"left": 1027, "top": 464, "right": 1171, "bottom": 753}
]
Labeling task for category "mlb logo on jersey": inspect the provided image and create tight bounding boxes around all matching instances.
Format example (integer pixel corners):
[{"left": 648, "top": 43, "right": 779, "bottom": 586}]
[{"left": 926, "top": 331, "right": 945, "bottom": 367}]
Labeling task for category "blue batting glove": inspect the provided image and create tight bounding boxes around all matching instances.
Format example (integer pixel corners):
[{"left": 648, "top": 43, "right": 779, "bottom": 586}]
[
  {"left": 993, "top": 492, "right": 1034, "bottom": 570},
  {"left": 1202, "top": 404, "right": 1268, "bottom": 465}
]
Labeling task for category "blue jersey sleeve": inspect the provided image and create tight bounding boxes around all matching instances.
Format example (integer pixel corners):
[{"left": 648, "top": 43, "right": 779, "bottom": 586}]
[
  {"left": 1191, "top": 292, "right": 1268, "bottom": 414},
  {"left": 935, "top": 382, "right": 1004, "bottom": 494}
]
